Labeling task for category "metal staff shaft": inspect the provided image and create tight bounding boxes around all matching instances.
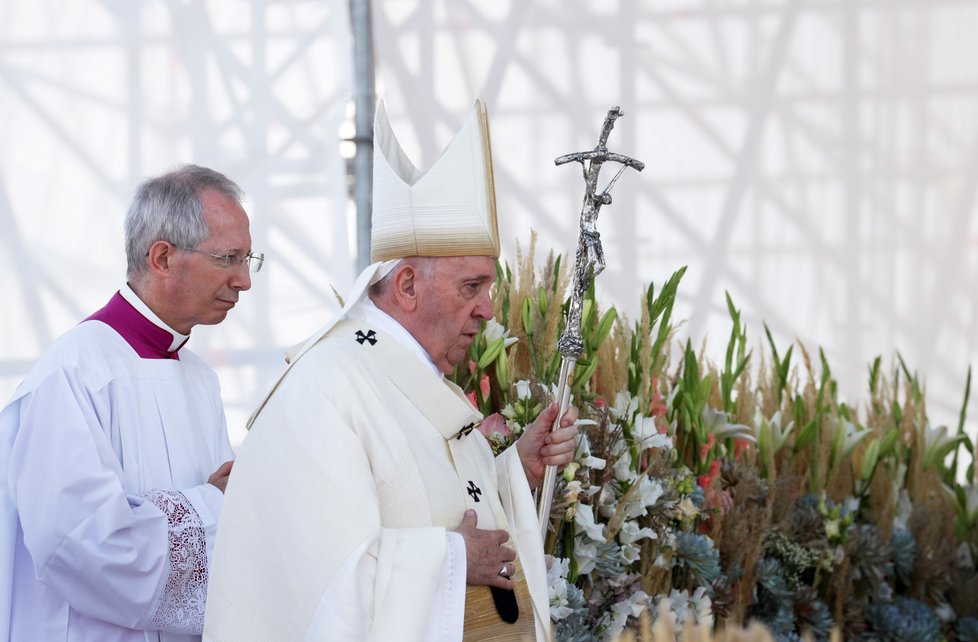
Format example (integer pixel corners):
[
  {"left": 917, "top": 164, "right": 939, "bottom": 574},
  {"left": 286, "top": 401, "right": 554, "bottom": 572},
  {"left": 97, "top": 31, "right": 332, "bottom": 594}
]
[
  {"left": 536, "top": 106, "right": 644, "bottom": 540},
  {"left": 537, "top": 357, "right": 577, "bottom": 539}
]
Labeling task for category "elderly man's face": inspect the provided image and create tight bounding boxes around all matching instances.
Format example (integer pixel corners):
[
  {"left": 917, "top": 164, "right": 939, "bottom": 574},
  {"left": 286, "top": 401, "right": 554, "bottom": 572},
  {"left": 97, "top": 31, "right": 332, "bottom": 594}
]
[
  {"left": 166, "top": 189, "right": 253, "bottom": 333},
  {"left": 414, "top": 255, "right": 495, "bottom": 373}
]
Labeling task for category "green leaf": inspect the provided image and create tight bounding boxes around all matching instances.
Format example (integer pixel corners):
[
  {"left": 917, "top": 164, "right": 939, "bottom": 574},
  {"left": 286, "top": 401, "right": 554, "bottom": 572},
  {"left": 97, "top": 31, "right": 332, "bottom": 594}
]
[
  {"left": 537, "top": 286, "right": 549, "bottom": 318},
  {"left": 496, "top": 349, "right": 509, "bottom": 392},
  {"left": 868, "top": 355, "right": 882, "bottom": 395},
  {"left": 592, "top": 308, "right": 618, "bottom": 348},
  {"left": 952, "top": 366, "right": 972, "bottom": 479},
  {"left": 521, "top": 297, "right": 535, "bottom": 336},
  {"left": 572, "top": 359, "right": 599, "bottom": 390},
  {"left": 552, "top": 255, "right": 562, "bottom": 293},
  {"left": 477, "top": 337, "right": 505, "bottom": 370},
  {"left": 581, "top": 298, "right": 594, "bottom": 329},
  {"left": 860, "top": 437, "right": 881, "bottom": 483},
  {"left": 879, "top": 427, "right": 900, "bottom": 458},
  {"left": 891, "top": 401, "right": 903, "bottom": 427},
  {"left": 794, "top": 419, "right": 818, "bottom": 452}
]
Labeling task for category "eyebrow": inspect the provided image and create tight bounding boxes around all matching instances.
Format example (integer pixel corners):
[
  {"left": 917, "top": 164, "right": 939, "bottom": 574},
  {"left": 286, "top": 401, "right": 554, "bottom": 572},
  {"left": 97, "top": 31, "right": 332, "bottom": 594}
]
[{"left": 460, "top": 274, "right": 494, "bottom": 284}]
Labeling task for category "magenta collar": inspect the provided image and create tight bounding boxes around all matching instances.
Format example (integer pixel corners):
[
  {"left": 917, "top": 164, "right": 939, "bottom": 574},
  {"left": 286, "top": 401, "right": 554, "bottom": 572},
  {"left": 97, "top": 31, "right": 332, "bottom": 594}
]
[{"left": 86, "top": 292, "right": 188, "bottom": 360}]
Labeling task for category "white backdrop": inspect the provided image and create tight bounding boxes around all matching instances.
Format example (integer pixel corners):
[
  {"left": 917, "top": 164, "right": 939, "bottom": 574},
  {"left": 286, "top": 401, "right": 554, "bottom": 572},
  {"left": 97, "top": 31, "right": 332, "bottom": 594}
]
[
  {"left": 0, "top": 1, "right": 354, "bottom": 445},
  {"left": 2, "top": 0, "right": 977, "bottom": 446},
  {"left": 373, "top": 0, "right": 978, "bottom": 435}
]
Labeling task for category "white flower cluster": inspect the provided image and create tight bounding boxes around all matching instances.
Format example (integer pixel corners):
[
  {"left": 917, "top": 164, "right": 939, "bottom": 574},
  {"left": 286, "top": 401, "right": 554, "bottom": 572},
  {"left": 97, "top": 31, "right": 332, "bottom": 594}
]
[
  {"left": 547, "top": 556, "right": 576, "bottom": 621},
  {"left": 652, "top": 587, "right": 714, "bottom": 635}
]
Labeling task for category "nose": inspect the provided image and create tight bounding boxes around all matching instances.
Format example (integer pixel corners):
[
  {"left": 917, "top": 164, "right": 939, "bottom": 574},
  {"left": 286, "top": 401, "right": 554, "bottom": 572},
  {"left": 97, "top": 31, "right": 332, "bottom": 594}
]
[
  {"left": 230, "top": 262, "right": 252, "bottom": 291},
  {"left": 473, "top": 289, "right": 492, "bottom": 320}
]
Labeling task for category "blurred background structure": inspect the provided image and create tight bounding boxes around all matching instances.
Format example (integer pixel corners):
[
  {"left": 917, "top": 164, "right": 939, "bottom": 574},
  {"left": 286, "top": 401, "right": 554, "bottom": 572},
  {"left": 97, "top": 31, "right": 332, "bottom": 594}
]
[{"left": 2, "top": 0, "right": 977, "bottom": 446}]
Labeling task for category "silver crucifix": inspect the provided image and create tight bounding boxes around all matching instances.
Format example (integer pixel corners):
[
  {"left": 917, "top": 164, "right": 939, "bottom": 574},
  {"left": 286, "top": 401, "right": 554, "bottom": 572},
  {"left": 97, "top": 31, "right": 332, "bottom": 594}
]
[{"left": 537, "top": 106, "right": 645, "bottom": 539}]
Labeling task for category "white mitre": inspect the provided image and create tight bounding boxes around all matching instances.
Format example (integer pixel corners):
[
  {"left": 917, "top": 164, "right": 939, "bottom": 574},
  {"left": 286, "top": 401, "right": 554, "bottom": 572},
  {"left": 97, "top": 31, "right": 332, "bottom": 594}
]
[
  {"left": 270, "top": 99, "right": 502, "bottom": 374},
  {"left": 371, "top": 98, "right": 500, "bottom": 262}
]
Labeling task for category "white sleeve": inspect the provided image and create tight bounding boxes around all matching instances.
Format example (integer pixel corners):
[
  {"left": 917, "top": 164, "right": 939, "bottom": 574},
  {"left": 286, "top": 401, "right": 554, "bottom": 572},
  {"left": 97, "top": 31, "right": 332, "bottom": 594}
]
[
  {"left": 302, "top": 529, "right": 466, "bottom": 642},
  {"left": 425, "top": 530, "right": 467, "bottom": 641},
  {"left": 8, "top": 368, "right": 210, "bottom": 633}
]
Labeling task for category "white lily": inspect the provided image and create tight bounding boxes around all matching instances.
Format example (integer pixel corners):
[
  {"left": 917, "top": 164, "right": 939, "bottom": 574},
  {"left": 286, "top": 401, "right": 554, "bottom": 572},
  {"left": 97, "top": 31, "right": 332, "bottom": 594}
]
[
  {"left": 573, "top": 539, "right": 598, "bottom": 575},
  {"left": 830, "top": 417, "right": 871, "bottom": 466},
  {"left": 689, "top": 586, "right": 714, "bottom": 627},
  {"left": 754, "top": 409, "right": 793, "bottom": 461},
  {"left": 613, "top": 453, "right": 635, "bottom": 482},
  {"left": 701, "top": 407, "right": 756, "bottom": 442},
  {"left": 546, "top": 556, "right": 574, "bottom": 621},
  {"left": 483, "top": 318, "right": 519, "bottom": 348},
  {"left": 620, "top": 542, "right": 642, "bottom": 565},
  {"left": 606, "top": 591, "right": 652, "bottom": 639},
  {"left": 573, "top": 503, "right": 606, "bottom": 542},
  {"left": 622, "top": 476, "right": 665, "bottom": 519},
  {"left": 610, "top": 391, "right": 639, "bottom": 421},
  {"left": 923, "top": 422, "right": 966, "bottom": 471},
  {"left": 633, "top": 415, "right": 674, "bottom": 450},
  {"left": 618, "top": 519, "right": 657, "bottom": 545},
  {"left": 942, "top": 482, "right": 978, "bottom": 528},
  {"left": 575, "top": 433, "right": 606, "bottom": 470}
]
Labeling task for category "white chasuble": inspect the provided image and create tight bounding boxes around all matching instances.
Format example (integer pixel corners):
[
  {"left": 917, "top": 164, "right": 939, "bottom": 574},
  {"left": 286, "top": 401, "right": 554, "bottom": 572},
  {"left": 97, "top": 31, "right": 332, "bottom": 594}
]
[
  {"left": 0, "top": 320, "right": 234, "bottom": 642},
  {"left": 204, "top": 320, "right": 551, "bottom": 641}
]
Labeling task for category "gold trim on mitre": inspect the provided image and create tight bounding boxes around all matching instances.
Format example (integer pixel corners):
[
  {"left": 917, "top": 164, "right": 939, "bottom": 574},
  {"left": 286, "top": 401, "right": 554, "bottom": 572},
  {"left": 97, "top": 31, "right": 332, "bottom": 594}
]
[{"left": 371, "top": 99, "right": 500, "bottom": 263}]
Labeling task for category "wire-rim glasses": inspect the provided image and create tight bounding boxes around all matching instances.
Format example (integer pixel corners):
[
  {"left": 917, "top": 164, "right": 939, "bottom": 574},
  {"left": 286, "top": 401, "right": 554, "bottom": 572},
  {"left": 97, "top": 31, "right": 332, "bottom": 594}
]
[{"left": 177, "top": 245, "right": 264, "bottom": 273}]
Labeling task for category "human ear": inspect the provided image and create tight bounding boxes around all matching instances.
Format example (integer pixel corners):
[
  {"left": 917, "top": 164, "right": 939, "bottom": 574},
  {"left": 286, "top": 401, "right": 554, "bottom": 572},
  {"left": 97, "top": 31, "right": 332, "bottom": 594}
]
[
  {"left": 392, "top": 264, "right": 419, "bottom": 312},
  {"left": 147, "top": 241, "right": 173, "bottom": 275}
]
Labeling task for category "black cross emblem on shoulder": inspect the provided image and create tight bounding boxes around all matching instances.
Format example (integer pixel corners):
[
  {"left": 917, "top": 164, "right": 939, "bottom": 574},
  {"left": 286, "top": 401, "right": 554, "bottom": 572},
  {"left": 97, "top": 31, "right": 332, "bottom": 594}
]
[
  {"left": 466, "top": 481, "right": 482, "bottom": 502},
  {"left": 456, "top": 422, "right": 477, "bottom": 440},
  {"left": 355, "top": 329, "right": 377, "bottom": 345}
]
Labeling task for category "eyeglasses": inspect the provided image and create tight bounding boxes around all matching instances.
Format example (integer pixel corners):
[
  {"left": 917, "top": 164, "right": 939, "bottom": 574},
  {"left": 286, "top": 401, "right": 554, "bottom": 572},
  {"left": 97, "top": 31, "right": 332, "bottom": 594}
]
[{"left": 177, "top": 246, "right": 265, "bottom": 273}]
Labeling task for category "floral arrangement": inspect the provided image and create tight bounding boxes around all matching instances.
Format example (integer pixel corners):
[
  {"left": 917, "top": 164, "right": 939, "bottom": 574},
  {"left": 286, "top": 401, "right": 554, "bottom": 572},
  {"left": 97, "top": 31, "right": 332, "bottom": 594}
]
[{"left": 450, "top": 233, "right": 978, "bottom": 641}]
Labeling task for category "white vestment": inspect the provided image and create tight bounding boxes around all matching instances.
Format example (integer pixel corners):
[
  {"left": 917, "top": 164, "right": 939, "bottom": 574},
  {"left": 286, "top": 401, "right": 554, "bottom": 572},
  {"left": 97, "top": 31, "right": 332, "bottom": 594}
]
[
  {"left": 204, "top": 315, "right": 551, "bottom": 641},
  {"left": 0, "top": 311, "right": 234, "bottom": 641}
]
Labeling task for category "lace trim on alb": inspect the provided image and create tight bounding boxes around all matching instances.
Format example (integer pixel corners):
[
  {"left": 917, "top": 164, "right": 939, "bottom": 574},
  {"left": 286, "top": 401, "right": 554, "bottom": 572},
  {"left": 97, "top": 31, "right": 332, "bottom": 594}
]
[{"left": 138, "top": 489, "right": 208, "bottom": 634}]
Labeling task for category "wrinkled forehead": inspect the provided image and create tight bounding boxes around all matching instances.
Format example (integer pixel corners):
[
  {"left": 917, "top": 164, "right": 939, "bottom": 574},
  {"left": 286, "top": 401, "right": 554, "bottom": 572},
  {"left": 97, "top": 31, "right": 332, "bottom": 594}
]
[{"left": 433, "top": 255, "right": 496, "bottom": 279}]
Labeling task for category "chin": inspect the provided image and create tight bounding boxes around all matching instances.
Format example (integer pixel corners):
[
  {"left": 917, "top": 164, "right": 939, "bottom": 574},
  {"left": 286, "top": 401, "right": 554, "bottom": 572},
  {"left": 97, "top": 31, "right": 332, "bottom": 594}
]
[
  {"left": 203, "top": 312, "right": 230, "bottom": 326},
  {"left": 440, "top": 358, "right": 463, "bottom": 374}
]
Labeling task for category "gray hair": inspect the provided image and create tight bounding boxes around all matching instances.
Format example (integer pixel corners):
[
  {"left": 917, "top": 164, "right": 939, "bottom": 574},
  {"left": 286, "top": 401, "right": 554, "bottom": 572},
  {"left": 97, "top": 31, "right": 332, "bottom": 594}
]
[
  {"left": 124, "top": 164, "right": 245, "bottom": 279},
  {"left": 368, "top": 256, "right": 437, "bottom": 298}
]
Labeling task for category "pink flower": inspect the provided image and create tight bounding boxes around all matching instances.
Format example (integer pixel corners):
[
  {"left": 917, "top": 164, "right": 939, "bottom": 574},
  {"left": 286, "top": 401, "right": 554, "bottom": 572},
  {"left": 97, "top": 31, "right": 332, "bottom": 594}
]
[
  {"left": 649, "top": 377, "right": 667, "bottom": 418},
  {"left": 466, "top": 391, "right": 478, "bottom": 408},
  {"left": 697, "top": 459, "right": 732, "bottom": 522},
  {"left": 699, "top": 433, "right": 716, "bottom": 461},
  {"left": 478, "top": 413, "right": 511, "bottom": 438},
  {"left": 697, "top": 459, "right": 721, "bottom": 490},
  {"left": 734, "top": 438, "right": 751, "bottom": 461},
  {"left": 479, "top": 374, "right": 491, "bottom": 399}
]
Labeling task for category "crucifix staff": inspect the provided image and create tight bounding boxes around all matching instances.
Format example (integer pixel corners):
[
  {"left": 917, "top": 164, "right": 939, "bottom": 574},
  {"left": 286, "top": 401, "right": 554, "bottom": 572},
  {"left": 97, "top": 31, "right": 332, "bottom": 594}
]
[{"left": 537, "top": 106, "right": 645, "bottom": 540}]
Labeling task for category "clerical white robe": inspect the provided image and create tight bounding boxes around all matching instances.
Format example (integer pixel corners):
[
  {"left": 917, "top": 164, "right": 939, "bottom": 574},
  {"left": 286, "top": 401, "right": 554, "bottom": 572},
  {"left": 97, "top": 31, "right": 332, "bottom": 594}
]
[
  {"left": 0, "top": 316, "right": 234, "bottom": 641},
  {"left": 204, "top": 318, "right": 551, "bottom": 641}
]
